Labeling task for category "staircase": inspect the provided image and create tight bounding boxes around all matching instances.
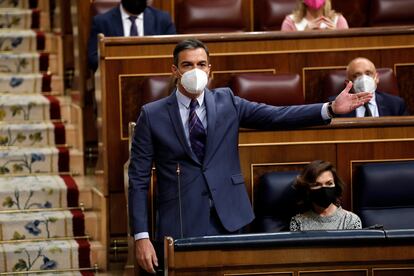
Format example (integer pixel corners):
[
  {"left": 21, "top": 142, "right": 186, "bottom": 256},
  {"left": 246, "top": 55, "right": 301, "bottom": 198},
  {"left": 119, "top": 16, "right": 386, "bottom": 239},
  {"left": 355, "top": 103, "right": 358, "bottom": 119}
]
[{"left": 0, "top": 0, "right": 105, "bottom": 274}]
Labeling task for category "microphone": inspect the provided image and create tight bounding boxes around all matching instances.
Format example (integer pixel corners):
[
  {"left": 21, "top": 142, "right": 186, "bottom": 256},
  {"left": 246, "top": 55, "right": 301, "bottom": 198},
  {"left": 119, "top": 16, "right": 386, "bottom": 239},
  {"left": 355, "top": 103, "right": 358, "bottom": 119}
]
[{"left": 176, "top": 163, "right": 184, "bottom": 238}]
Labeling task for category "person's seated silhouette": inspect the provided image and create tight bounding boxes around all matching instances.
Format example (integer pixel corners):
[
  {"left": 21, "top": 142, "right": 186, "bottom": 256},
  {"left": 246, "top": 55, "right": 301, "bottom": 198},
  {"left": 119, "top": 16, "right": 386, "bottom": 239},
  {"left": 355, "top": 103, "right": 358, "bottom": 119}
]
[
  {"left": 331, "top": 57, "right": 408, "bottom": 117},
  {"left": 88, "top": 0, "right": 176, "bottom": 72},
  {"left": 290, "top": 160, "right": 362, "bottom": 231},
  {"left": 281, "top": 0, "right": 348, "bottom": 31}
]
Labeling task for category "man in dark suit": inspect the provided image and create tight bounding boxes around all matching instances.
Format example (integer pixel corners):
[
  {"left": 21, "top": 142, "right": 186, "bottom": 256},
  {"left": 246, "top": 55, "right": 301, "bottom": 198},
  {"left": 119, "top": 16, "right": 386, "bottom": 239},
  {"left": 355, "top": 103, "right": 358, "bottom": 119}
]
[
  {"left": 128, "top": 38, "right": 372, "bottom": 273},
  {"left": 334, "top": 57, "right": 408, "bottom": 117},
  {"left": 87, "top": 0, "right": 176, "bottom": 72}
]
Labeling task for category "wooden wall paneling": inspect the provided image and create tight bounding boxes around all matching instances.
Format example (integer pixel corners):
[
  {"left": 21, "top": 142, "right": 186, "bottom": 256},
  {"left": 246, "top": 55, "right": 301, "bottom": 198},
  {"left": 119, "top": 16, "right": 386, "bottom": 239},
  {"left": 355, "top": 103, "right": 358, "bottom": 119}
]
[
  {"left": 372, "top": 268, "right": 414, "bottom": 276},
  {"left": 150, "top": 0, "right": 174, "bottom": 16},
  {"left": 245, "top": 0, "right": 254, "bottom": 31},
  {"left": 75, "top": 0, "right": 93, "bottom": 106},
  {"left": 238, "top": 142, "right": 336, "bottom": 205},
  {"left": 302, "top": 66, "right": 347, "bottom": 103},
  {"left": 331, "top": 0, "right": 371, "bottom": 27},
  {"left": 395, "top": 64, "right": 414, "bottom": 115},
  {"left": 239, "top": 119, "right": 414, "bottom": 211},
  {"left": 109, "top": 193, "right": 128, "bottom": 234}
]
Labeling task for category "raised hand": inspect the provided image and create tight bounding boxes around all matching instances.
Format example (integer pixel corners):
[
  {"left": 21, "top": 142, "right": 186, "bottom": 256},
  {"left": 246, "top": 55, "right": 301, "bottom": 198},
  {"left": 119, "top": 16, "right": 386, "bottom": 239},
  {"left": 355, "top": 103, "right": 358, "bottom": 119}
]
[{"left": 331, "top": 81, "right": 373, "bottom": 114}]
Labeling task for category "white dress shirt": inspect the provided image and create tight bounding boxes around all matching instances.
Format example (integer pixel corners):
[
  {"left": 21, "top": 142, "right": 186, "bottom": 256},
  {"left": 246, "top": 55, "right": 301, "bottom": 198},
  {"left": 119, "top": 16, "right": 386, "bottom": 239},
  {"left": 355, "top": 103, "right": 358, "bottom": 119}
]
[
  {"left": 120, "top": 4, "right": 144, "bottom": 36},
  {"left": 355, "top": 93, "right": 379, "bottom": 117}
]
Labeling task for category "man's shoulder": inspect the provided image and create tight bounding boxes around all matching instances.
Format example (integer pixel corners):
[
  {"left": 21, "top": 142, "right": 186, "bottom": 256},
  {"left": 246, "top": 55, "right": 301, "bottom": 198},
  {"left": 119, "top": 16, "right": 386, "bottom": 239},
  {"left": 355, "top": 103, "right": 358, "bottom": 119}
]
[
  {"left": 142, "top": 94, "right": 172, "bottom": 111},
  {"left": 145, "top": 6, "right": 172, "bottom": 18},
  {"left": 93, "top": 6, "right": 119, "bottom": 22},
  {"left": 209, "top": 87, "right": 234, "bottom": 97},
  {"left": 206, "top": 87, "right": 238, "bottom": 104},
  {"left": 376, "top": 91, "right": 405, "bottom": 104}
]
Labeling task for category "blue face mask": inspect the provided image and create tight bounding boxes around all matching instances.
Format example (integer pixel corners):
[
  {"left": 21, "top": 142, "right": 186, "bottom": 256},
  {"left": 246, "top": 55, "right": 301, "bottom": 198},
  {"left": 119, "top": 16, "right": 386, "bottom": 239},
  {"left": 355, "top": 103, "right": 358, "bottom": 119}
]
[{"left": 310, "top": 187, "right": 336, "bottom": 208}]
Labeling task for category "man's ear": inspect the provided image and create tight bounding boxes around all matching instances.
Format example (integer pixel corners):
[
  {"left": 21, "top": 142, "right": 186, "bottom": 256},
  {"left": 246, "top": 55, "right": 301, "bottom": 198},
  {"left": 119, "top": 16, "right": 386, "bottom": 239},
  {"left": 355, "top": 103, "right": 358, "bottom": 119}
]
[
  {"left": 171, "top": 64, "right": 179, "bottom": 78},
  {"left": 374, "top": 72, "right": 379, "bottom": 85}
]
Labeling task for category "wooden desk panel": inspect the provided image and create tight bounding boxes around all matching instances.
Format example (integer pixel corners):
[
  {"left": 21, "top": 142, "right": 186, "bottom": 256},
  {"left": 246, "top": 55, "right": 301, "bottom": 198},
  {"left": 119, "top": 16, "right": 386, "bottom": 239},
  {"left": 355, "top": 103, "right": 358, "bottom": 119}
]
[
  {"left": 165, "top": 236, "right": 414, "bottom": 276},
  {"left": 239, "top": 117, "right": 414, "bottom": 210}
]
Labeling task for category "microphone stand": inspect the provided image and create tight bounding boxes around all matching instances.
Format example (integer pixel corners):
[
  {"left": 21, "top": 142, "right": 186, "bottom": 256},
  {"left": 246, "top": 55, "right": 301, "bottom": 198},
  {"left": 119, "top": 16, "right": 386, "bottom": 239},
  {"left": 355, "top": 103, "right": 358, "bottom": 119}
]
[{"left": 176, "top": 163, "right": 184, "bottom": 238}]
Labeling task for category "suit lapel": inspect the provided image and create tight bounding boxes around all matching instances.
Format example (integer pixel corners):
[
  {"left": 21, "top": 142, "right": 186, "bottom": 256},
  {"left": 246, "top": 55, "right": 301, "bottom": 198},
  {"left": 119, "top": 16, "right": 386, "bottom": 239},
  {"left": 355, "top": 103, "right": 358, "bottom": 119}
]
[
  {"left": 203, "top": 89, "right": 217, "bottom": 165},
  {"left": 113, "top": 6, "right": 125, "bottom": 36},
  {"left": 375, "top": 92, "right": 386, "bottom": 116},
  {"left": 166, "top": 92, "right": 199, "bottom": 163},
  {"left": 143, "top": 8, "right": 154, "bottom": 35}
]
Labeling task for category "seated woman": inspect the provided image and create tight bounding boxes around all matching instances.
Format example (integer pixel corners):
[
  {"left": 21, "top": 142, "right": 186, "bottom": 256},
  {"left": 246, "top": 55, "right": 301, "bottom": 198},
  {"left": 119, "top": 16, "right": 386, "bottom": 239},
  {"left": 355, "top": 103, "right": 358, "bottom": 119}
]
[
  {"left": 281, "top": 0, "right": 348, "bottom": 31},
  {"left": 290, "top": 160, "right": 361, "bottom": 231}
]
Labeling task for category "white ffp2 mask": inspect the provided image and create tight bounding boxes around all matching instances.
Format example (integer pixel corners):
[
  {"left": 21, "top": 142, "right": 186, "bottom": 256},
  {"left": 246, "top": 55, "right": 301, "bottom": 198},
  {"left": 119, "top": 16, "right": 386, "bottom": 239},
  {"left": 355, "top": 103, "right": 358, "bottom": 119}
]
[
  {"left": 353, "top": 74, "right": 377, "bottom": 93},
  {"left": 180, "top": 68, "right": 208, "bottom": 94}
]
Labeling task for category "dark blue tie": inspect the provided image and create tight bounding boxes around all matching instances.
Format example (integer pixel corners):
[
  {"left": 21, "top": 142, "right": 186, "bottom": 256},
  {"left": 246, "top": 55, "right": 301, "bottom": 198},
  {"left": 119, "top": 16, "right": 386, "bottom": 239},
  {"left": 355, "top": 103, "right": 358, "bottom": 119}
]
[
  {"left": 189, "top": 99, "right": 206, "bottom": 162},
  {"left": 128, "top": 16, "right": 138, "bottom": 36},
  {"left": 364, "top": 103, "right": 372, "bottom": 117}
]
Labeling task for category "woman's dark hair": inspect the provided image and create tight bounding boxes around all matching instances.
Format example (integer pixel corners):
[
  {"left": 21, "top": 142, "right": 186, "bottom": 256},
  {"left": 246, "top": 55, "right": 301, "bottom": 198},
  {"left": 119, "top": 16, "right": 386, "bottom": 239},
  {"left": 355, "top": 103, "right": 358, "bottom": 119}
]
[
  {"left": 293, "top": 160, "right": 344, "bottom": 211},
  {"left": 173, "top": 38, "right": 210, "bottom": 66}
]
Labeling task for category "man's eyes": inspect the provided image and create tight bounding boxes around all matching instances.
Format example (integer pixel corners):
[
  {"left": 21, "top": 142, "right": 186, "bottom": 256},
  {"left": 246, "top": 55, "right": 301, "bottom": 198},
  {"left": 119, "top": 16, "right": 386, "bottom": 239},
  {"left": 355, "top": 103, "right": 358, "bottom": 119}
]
[{"left": 182, "top": 63, "right": 207, "bottom": 68}]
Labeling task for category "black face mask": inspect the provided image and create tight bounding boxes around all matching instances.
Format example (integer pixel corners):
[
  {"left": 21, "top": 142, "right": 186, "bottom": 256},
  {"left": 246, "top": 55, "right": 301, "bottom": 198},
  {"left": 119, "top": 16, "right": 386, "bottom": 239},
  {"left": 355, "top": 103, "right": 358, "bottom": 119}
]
[
  {"left": 121, "top": 0, "right": 147, "bottom": 15},
  {"left": 309, "top": 187, "right": 336, "bottom": 208}
]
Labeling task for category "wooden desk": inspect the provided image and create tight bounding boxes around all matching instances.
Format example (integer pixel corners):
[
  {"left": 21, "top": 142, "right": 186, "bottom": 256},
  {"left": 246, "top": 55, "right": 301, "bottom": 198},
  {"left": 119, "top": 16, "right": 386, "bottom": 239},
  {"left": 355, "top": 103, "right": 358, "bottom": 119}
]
[
  {"left": 239, "top": 117, "right": 414, "bottom": 210},
  {"left": 164, "top": 230, "right": 414, "bottom": 275}
]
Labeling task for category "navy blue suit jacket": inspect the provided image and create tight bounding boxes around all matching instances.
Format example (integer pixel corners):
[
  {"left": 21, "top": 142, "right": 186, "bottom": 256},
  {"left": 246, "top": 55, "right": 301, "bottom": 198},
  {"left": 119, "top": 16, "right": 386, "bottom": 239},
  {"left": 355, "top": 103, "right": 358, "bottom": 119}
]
[
  {"left": 331, "top": 91, "right": 408, "bottom": 117},
  {"left": 87, "top": 5, "right": 176, "bottom": 71},
  {"left": 128, "top": 88, "right": 328, "bottom": 240}
]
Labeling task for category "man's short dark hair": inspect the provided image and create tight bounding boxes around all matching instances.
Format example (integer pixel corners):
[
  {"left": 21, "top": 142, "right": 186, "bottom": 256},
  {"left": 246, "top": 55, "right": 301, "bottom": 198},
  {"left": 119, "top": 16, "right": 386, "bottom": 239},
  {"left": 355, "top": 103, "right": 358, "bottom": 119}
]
[{"left": 173, "top": 38, "right": 210, "bottom": 66}]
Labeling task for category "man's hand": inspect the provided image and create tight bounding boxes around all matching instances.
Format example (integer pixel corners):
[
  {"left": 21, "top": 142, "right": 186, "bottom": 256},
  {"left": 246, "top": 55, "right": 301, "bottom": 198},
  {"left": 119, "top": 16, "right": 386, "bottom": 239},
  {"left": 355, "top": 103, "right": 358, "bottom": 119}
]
[
  {"left": 135, "top": 238, "right": 158, "bottom": 274},
  {"left": 332, "top": 81, "right": 373, "bottom": 114}
]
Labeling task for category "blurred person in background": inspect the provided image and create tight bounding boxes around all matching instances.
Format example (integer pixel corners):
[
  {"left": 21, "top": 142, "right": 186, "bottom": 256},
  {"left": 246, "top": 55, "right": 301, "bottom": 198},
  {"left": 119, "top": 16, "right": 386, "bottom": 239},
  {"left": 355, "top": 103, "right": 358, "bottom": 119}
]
[
  {"left": 88, "top": 0, "right": 176, "bottom": 72},
  {"left": 332, "top": 57, "right": 409, "bottom": 117},
  {"left": 281, "top": 0, "right": 348, "bottom": 31}
]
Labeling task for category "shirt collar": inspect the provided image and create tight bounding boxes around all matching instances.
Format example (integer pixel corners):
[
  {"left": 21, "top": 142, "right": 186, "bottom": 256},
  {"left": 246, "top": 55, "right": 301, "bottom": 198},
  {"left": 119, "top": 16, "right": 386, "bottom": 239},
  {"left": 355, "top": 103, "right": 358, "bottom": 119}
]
[
  {"left": 119, "top": 4, "right": 144, "bottom": 20},
  {"left": 176, "top": 88, "right": 205, "bottom": 109}
]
